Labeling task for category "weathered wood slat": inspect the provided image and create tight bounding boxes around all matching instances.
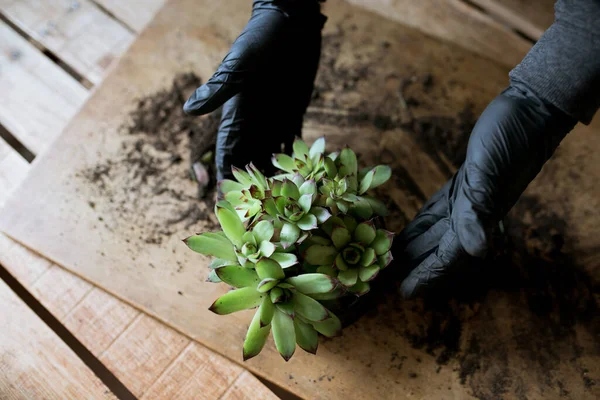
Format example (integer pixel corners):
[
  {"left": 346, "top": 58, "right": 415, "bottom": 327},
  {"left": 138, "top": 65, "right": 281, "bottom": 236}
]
[
  {"left": 0, "top": 138, "right": 28, "bottom": 209},
  {"left": 0, "top": 279, "right": 116, "bottom": 400},
  {"left": 0, "top": 0, "right": 135, "bottom": 84},
  {"left": 0, "top": 20, "right": 88, "bottom": 154},
  {"left": 469, "top": 0, "right": 555, "bottom": 40},
  {"left": 220, "top": 371, "right": 279, "bottom": 400},
  {"left": 93, "top": 0, "right": 167, "bottom": 33},
  {"left": 346, "top": 0, "right": 532, "bottom": 67}
]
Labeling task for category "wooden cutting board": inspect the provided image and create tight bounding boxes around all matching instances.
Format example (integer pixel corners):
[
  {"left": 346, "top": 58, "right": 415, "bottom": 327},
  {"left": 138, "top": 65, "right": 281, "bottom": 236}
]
[{"left": 1, "top": 0, "right": 598, "bottom": 398}]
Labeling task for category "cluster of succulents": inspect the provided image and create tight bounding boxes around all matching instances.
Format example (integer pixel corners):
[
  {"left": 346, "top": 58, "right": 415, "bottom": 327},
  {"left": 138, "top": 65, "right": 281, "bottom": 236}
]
[{"left": 185, "top": 137, "right": 394, "bottom": 361}]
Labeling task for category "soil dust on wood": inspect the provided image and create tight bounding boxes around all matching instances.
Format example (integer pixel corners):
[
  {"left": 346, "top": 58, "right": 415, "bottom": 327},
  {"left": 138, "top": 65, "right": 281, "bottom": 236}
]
[{"left": 79, "top": 73, "right": 219, "bottom": 246}]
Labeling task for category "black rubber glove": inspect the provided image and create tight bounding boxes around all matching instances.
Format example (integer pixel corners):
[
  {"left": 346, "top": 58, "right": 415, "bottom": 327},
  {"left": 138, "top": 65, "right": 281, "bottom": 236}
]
[
  {"left": 183, "top": 0, "right": 326, "bottom": 181},
  {"left": 396, "top": 83, "right": 577, "bottom": 298}
]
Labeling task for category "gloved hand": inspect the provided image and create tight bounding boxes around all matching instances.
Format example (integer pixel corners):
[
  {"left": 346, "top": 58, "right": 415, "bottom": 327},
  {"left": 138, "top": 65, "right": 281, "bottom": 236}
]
[
  {"left": 395, "top": 82, "right": 577, "bottom": 298},
  {"left": 183, "top": 0, "right": 326, "bottom": 182}
]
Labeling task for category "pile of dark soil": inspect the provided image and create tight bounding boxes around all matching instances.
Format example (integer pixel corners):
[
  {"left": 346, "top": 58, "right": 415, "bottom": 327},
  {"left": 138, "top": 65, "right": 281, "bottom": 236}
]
[{"left": 80, "top": 73, "right": 220, "bottom": 245}]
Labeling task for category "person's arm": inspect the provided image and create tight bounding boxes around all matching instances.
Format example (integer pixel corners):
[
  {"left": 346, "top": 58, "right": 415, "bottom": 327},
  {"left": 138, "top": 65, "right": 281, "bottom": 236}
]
[{"left": 396, "top": 0, "right": 600, "bottom": 298}]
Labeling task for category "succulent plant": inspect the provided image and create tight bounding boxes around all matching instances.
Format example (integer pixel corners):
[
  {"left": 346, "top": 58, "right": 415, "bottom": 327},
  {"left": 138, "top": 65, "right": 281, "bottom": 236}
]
[
  {"left": 319, "top": 147, "right": 392, "bottom": 219},
  {"left": 303, "top": 216, "right": 394, "bottom": 296},
  {"left": 272, "top": 137, "right": 327, "bottom": 180},
  {"left": 184, "top": 135, "right": 395, "bottom": 362}
]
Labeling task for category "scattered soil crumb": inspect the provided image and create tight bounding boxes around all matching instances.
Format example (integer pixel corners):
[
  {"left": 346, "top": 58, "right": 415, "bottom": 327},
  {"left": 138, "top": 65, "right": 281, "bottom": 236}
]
[{"left": 79, "top": 73, "right": 219, "bottom": 246}]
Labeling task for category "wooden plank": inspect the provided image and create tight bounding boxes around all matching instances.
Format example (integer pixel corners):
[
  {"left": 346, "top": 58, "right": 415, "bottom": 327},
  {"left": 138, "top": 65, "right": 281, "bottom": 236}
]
[
  {"left": 63, "top": 287, "right": 141, "bottom": 357},
  {"left": 2, "top": 0, "right": 599, "bottom": 398},
  {"left": 98, "top": 314, "right": 190, "bottom": 398},
  {"left": 346, "top": 0, "right": 532, "bottom": 67},
  {"left": 471, "top": 0, "right": 555, "bottom": 40},
  {"left": 0, "top": 0, "right": 135, "bottom": 84},
  {"left": 0, "top": 279, "right": 116, "bottom": 400},
  {"left": 0, "top": 20, "right": 88, "bottom": 154},
  {"left": 141, "top": 342, "right": 244, "bottom": 400},
  {"left": 93, "top": 0, "right": 167, "bottom": 33},
  {"left": 0, "top": 138, "right": 28, "bottom": 209},
  {"left": 220, "top": 371, "right": 279, "bottom": 400}
]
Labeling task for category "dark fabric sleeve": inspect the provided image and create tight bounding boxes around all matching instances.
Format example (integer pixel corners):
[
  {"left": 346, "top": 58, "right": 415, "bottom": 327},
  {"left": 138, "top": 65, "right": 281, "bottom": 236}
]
[{"left": 509, "top": 0, "right": 600, "bottom": 124}]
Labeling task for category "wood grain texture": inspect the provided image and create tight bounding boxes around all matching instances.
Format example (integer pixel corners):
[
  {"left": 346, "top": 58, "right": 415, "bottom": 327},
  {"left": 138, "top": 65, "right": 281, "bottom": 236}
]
[
  {"left": 0, "top": 20, "right": 88, "bottom": 154},
  {"left": 0, "top": 0, "right": 135, "bottom": 84},
  {"left": 1, "top": 0, "right": 598, "bottom": 398},
  {"left": 472, "top": 0, "right": 555, "bottom": 39},
  {"left": 141, "top": 342, "right": 244, "bottom": 400},
  {"left": 0, "top": 138, "right": 28, "bottom": 209},
  {"left": 220, "top": 371, "right": 279, "bottom": 400},
  {"left": 0, "top": 235, "right": 51, "bottom": 287},
  {"left": 99, "top": 314, "right": 190, "bottom": 398},
  {"left": 93, "top": 0, "right": 167, "bottom": 33},
  {"left": 346, "top": 0, "right": 532, "bottom": 67},
  {"left": 0, "top": 279, "right": 116, "bottom": 400}
]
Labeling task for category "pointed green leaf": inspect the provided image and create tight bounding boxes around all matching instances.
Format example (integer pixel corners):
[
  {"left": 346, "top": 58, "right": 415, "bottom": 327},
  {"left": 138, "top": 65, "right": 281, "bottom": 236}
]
[
  {"left": 295, "top": 318, "right": 319, "bottom": 354},
  {"left": 355, "top": 221, "right": 377, "bottom": 245},
  {"left": 309, "top": 136, "right": 325, "bottom": 159},
  {"left": 378, "top": 251, "right": 394, "bottom": 269},
  {"left": 209, "top": 258, "right": 238, "bottom": 269},
  {"left": 276, "top": 301, "right": 295, "bottom": 317},
  {"left": 293, "top": 292, "right": 330, "bottom": 321},
  {"left": 359, "top": 168, "right": 375, "bottom": 195},
  {"left": 293, "top": 138, "right": 310, "bottom": 161},
  {"left": 206, "top": 269, "right": 221, "bottom": 283},
  {"left": 216, "top": 203, "right": 246, "bottom": 248},
  {"left": 350, "top": 196, "right": 373, "bottom": 219},
  {"left": 263, "top": 198, "right": 279, "bottom": 218},
  {"left": 336, "top": 201, "right": 349, "bottom": 214},
  {"left": 280, "top": 223, "right": 300, "bottom": 248},
  {"left": 184, "top": 233, "right": 236, "bottom": 261},
  {"left": 246, "top": 163, "right": 267, "bottom": 190},
  {"left": 360, "top": 247, "right": 377, "bottom": 266},
  {"left": 270, "top": 252, "right": 298, "bottom": 268},
  {"left": 215, "top": 266, "right": 260, "bottom": 288},
  {"left": 258, "top": 295, "right": 275, "bottom": 327},
  {"left": 209, "top": 287, "right": 264, "bottom": 315},
  {"left": 282, "top": 179, "right": 300, "bottom": 200},
  {"left": 272, "top": 153, "right": 296, "bottom": 173},
  {"left": 372, "top": 229, "right": 394, "bottom": 255},
  {"left": 316, "top": 265, "right": 337, "bottom": 277},
  {"left": 309, "top": 235, "right": 332, "bottom": 246},
  {"left": 292, "top": 173, "right": 305, "bottom": 188},
  {"left": 232, "top": 167, "right": 253, "bottom": 186},
  {"left": 297, "top": 213, "right": 318, "bottom": 231},
  {"left": 243, "top": 231, "right": 257, "bottom": 246},
  {"left": 370, "top": 165, "right": 392, "bottom": 189},
  {"left": 272, "top": 309, "right": 296, "bottom": 361},
  {"left": 243, "top": 308, "right": 271, "bottom": 361},
  {"left": 299, "top": 180, "right": 317, "bottom": 198},
  {"left": 253, "top": 220, "right": 274, "bottom": 242},
  {"left": 255, "top": 258, "right": 285, "bottom": 280},
  {"left": 309, "top": 287, "right": 347, "bottom": 300},
  {"left": 271, "top": 179, "right": 283, "bottom": 197},
  {"left": 331, "top": 226, "right": 351, "bottom": 250},
  {"left": 259, "top": 241, "right": 276, "bottom": 258},
  {"left": 298, "top": 194, "right": 313, "bottom": 214},
  {"left": 312, "top": 313, "right": 342, "bottom": 338},
  {"left": 364, "top": 196, "right": 389, "bottom": 216},
  {"left": 304, "top": 245, "right": 338, "bottom": 265},
  {"left": 349, "top": 280, "right": 370, "bottom": 296},
  {"left": 338, "top": 269, "right": 358, "bottom": 286},
  {"left": 324, "top": 157, "right": 337, "bottom": 178},
  {"left": 286, "top": 274, "right": 338, "bottom": 294},
  {"left": 270, "top": 287, "right": 284, "bottom": 304},
  {"left": 220, "top": 179, "right": 245, "bottom": 194},
  {"left": 257, "top": 278, "right": 280, "bottom": 293},
  {"left": 334, "top": 253, "right": 349, "bottom": 271},
  {"left": 224, "top": 190, "right": 245, "bottom": 207},
  {"left": 310, "top": 207, "right": 331, "bottom": 224},
  {"left": 359, "top": 265, "right": 380, "bottom": 282},
  {"left": 339, "top": 147, "right": 357, "bottom": 176}
]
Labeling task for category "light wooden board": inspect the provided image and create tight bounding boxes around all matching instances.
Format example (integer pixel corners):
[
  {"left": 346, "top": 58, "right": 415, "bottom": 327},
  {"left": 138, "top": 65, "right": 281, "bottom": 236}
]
[
  {"left": 0, "top": 20, "right": 88, "bottom": 155},
  {"left": 0, "top": 0, "right": 135, "bottom": 84},
  {"left": 93, "top": 0, "right": 167, "bottom": 33},
  {"left": 0, "top": 138, "right": 28, "bottom": 209},
  {"left": 347, "top": 0, "right": 532, "bottom": 67},
  {"left": 0, "top": 279, "right": 116, "bottom": 400},
  {"left": 471, "top": 0, "right": 555, "bottom": 39},
  {"left": 1, "top": 0, "right": 598, "bottom": 398}
]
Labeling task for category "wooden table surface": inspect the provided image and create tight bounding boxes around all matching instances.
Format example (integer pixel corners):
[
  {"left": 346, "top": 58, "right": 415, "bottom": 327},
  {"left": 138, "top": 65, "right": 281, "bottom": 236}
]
[{"left": 1, "top": 1, "right": 593, "bottom": 399}]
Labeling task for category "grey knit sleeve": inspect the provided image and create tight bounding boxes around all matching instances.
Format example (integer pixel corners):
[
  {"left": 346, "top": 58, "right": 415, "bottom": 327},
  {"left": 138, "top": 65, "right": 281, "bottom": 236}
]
[{"left": 509, "top": 0, "right": 600, "bottom": 124}]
